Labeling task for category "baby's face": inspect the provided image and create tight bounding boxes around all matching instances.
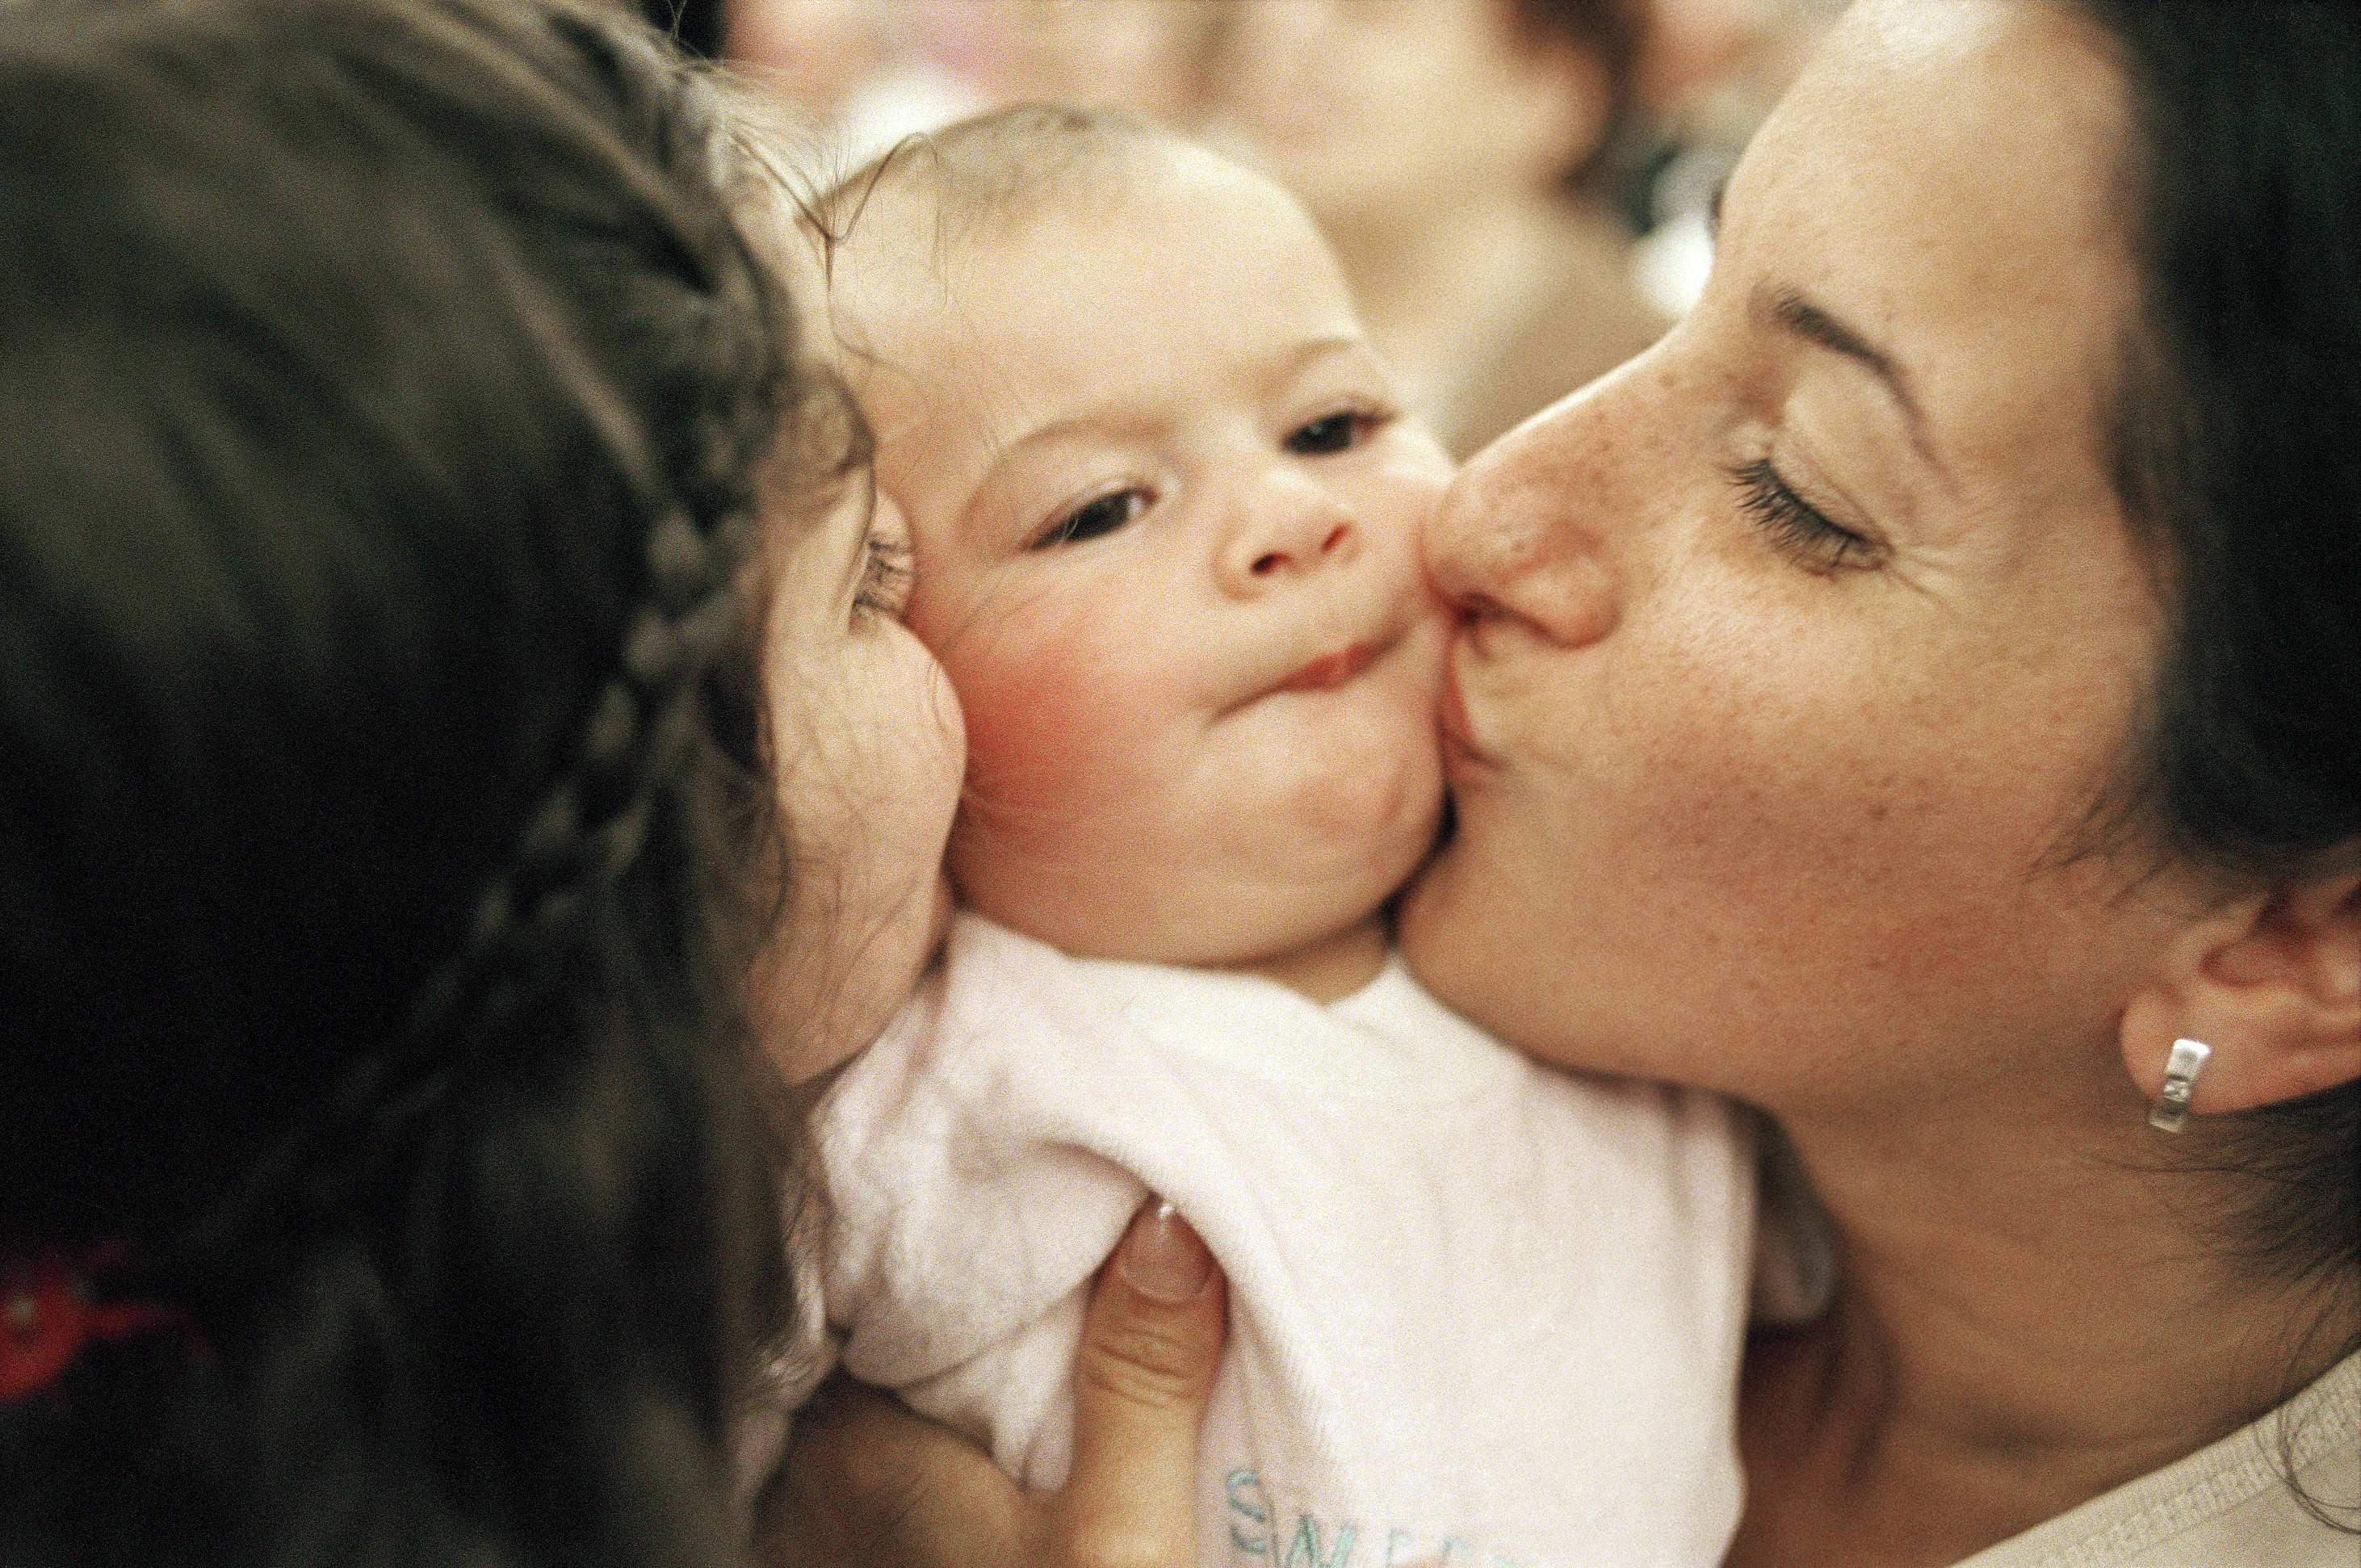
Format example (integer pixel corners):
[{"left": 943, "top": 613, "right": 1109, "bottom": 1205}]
[{"left": 828, "top": 145, "right": 1453, "bottom": 968}]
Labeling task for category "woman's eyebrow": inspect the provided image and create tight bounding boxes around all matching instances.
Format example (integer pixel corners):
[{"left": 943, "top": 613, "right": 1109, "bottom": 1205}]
[{"left": 1757, "top": 283, "right": 1952, "bottom": 485}]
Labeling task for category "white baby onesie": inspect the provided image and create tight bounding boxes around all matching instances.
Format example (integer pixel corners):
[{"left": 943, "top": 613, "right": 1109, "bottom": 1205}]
[{"left": 811, "top": 912, "right": 1754, "bottom": 1568}]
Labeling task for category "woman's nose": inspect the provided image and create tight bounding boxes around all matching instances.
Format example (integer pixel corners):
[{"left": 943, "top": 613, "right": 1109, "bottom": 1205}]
[
  {"left": 1426, "top": 392, "right": 1621, "bottom": 648},
  {"left": 1218, "top": 469, "right": 1359, "bottom": 596}
]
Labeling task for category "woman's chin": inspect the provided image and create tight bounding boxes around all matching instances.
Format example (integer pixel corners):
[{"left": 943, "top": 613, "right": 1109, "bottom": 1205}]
[
  {"left": 1397, "top": 842, "right": 1576, "bottom": 1069},
  {"left": 1394, "top": 846, "right": 1480, "bottom": 1006}
]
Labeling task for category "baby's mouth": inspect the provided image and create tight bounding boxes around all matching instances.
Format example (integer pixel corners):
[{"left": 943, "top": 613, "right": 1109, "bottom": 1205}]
[{"left": 1274, "top": 641, "right": 1377, "bottom": 694}]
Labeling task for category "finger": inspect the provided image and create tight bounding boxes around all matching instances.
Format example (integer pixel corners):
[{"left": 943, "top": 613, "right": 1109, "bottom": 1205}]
[
  {"left": 774, "top": 1371, "right": 1025, "bottom": 1568},
  {"left": 1050, "top": 1199, "right": 1227, "bottom": 1568}
]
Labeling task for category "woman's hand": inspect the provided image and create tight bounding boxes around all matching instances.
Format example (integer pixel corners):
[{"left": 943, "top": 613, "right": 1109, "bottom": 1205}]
[{"left": 772, "top": 1199, "right": 1226, "bottom": 1567}]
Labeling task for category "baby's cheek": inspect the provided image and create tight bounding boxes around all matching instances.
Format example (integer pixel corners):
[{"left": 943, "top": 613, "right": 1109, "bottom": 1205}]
[{"left": 940, "top": 614, "right": 1162, "bottom": 825}]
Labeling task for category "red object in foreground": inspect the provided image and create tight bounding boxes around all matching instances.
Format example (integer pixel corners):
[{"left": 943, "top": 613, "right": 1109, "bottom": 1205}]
[{"left": 1, "top": 1243, "right": 189, "bottom": 1403}]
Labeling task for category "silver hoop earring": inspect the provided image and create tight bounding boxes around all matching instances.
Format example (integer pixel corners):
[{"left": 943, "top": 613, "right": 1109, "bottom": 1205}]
[{"left": 2147, "top": 1038, "right": 2212, "bottom": 1132}]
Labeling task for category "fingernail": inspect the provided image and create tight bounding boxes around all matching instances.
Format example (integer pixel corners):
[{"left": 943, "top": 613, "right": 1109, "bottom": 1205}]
[{"left": 1117, "top": 1198, "right": 1213, "bottom": 1304}]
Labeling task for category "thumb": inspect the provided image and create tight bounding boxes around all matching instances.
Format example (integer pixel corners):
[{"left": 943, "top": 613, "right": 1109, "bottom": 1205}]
[{"left": 1048, "top": 1199, "right": 1227, "bottom": 1567}]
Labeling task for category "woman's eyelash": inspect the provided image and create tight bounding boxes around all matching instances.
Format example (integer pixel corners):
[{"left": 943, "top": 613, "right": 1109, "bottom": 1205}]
[
  {"left": 1727, "top": 456, "right": 1877, "bottom": 570},
  {"left": 1032, "top": 487, "right": 1150, "bottom": 550},
  {"left": 853, "top": 533, "right": 914, "bottom": 617}
]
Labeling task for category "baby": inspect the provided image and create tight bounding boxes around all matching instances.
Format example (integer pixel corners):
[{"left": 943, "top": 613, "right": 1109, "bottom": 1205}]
[{"left": 797, "top": 106, "right": 1752, "bottom": 1568}]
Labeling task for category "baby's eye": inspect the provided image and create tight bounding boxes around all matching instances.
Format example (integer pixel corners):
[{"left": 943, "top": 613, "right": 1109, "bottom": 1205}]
[
  {"left": 1285, "top": 410, "right": 1377, "bottom": 456},
  {"left": 1032, "top": 487, "right": 1149, "bottom": 550},
  {"left": 853, "top": 532, "right": 915, "bottom": 618}
]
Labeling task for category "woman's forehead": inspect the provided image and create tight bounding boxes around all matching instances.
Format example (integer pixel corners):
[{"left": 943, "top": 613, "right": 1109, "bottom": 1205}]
[{"left": 1715, "top": 0, "right": 2135, "bottom": 488}]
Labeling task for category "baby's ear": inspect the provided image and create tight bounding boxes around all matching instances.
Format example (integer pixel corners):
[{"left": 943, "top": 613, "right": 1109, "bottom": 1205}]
[{"left": 2120, "top": 864, "right": 2361, "bottom": 1117}]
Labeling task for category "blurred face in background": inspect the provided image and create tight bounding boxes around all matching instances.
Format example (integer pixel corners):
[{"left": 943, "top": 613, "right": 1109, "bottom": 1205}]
[
  {"left": 994, "top": 0, "right": 1226, "bottom": 124},
  {"left": 1213, "top": 0, "right": 1605, "bottom": 224},
  {"left": 724, "top": 0, "right": 888, "bottom": 121},
  {"left": 726, "top": 0, "right": 1227, "bottom": 131}
]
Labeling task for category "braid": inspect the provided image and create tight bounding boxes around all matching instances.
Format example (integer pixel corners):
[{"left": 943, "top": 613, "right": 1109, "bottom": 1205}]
[
  {"left": 434, "top": 504, "right": 744, "bottom": 1047},
  {"left": 421, "top": 15, "right": 794, "bottom": 1035},
  {"left": 0, "top": 2, "right": 802, "bottom": 1563},
  {"left": 163, "top": 5, "right": 795, "bottom": 1264}
]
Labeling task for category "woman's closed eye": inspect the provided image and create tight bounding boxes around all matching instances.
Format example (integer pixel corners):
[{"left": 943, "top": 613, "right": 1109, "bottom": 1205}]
[
  {"left": 1031, "top": 486, "right": 1151, "bottom": 550},
  {"left": 1727, "top": 456, "right": 1881, "bottom": 572},
  {"left": 1284, "top": 409, "right": 1379, "bottom": 456}
]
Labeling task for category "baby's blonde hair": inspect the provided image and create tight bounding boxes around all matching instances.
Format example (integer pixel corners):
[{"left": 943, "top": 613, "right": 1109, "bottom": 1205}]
[{"left": 806, "top": 101, "right": 1178, "bottom": 266}]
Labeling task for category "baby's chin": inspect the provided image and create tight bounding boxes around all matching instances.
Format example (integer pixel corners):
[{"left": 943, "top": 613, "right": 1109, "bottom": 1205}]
[
  {"left": 948, "top": 735, "right": 1445, "bottom": 971},
  {"left": 963, "top": 810, "right": 1437, "bottom": 977}
]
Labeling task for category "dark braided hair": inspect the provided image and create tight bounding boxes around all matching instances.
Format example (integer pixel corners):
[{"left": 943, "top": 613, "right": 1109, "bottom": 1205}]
[{"left": 0, "top": 0, "right": 810, "bottom": 1562}]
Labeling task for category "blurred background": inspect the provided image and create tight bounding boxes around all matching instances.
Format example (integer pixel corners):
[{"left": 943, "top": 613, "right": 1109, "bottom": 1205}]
[{"left": 645, "top": 0, "right": 1841, "bottom": 458}]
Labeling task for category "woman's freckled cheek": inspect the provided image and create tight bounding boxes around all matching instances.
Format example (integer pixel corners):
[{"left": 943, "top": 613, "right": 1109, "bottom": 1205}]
[{"left": 1592, "top": 608, "right": 1931, "bottom": 891}]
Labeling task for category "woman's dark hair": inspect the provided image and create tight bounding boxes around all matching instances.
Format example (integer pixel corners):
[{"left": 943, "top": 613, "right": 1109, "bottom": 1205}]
[
  {"left": 2073, "top": 0, "right": 2359, "bottom": 1407},
  {"left": 0, "top": 0, "right": 802, "bottom": 1562}
]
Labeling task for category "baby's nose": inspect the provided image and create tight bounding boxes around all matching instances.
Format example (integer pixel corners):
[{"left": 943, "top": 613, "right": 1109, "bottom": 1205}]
[{"left": 1220, "top": 474, "right": 1357, "bottom": 593}]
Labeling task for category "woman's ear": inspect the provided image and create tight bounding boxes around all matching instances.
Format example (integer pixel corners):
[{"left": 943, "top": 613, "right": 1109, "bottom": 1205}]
[{"left": 2120, "top": 866, "right": 2361, "bottom": 1117}]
